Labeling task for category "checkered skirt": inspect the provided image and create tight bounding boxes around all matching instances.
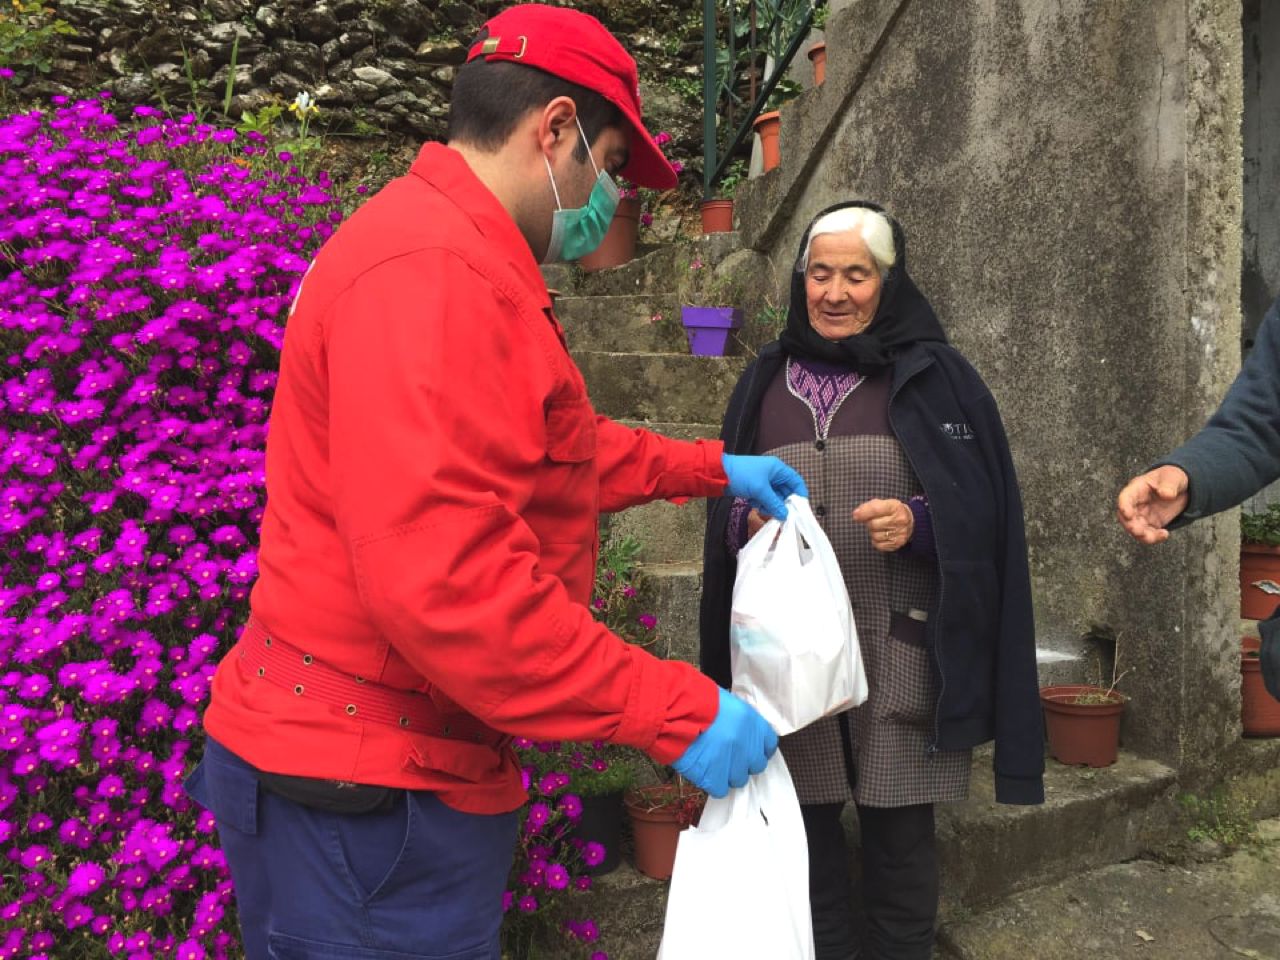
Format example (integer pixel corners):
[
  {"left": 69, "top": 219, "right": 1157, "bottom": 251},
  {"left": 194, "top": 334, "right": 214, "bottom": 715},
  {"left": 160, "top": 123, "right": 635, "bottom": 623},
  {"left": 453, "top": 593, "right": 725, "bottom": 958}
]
[{"left": 765, "top": 434, "right": 972, "bottom": 807}]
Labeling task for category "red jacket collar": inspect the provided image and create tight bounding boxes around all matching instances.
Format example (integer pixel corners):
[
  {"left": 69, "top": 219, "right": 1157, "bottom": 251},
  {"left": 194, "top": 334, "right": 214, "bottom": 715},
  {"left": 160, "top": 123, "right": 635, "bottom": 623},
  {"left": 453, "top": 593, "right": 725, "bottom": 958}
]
[{"left": 409, "top": 143, "right": 552, "bottom": 312}]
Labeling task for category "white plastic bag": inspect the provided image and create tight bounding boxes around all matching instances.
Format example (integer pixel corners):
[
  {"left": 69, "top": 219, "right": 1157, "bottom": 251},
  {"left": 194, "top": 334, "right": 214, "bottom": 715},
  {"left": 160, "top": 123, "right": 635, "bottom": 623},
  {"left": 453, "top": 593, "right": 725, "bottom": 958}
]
[
  {"left": 657, "top": 753, "right": 815, "bottom": 960},
  {"left": 730, "top": 495, "right": 867, "bottom": 735}
]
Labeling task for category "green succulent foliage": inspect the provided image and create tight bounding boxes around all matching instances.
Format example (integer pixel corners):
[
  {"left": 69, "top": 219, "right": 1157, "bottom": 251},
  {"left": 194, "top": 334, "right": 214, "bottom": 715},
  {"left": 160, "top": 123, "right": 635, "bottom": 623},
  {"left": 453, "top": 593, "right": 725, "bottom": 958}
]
[
  {"left": 0, "top": 0, "right": 76, "bottom": 78},
  {"left": 1242, "top": 502, "right": 1280, "bottom": 546},
  {"left": 719, "top": 157, "right": 748, "bottom": 196},
  {"left": 1179, "top": 790, "right": 1259, "bottom": 848}
]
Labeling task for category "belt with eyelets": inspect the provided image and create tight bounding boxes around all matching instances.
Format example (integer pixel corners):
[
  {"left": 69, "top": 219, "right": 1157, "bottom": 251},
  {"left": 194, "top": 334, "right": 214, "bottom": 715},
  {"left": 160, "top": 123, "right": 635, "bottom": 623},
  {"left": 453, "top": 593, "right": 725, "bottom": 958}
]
[{"left": 236, "top": 617, "right": 509, "bottom": 748}]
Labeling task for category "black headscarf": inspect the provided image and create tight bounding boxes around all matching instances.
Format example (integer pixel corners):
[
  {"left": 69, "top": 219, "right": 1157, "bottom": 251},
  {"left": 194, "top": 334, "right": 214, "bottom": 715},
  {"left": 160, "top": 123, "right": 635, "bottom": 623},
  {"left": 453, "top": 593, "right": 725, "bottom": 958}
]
[{"left": 778, "top": 200, "right": 948, "bottom": 372}]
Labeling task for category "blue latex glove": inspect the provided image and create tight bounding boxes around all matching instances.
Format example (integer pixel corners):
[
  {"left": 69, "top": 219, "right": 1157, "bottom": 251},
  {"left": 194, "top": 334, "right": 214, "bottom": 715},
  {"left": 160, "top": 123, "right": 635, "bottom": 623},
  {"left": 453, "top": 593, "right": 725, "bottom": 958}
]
[
  {"left": 722, "top": 454, "right": 809, "bottom": 521},
  {"left": 672, "top": 688, "right": 778, "bottom": 798}
]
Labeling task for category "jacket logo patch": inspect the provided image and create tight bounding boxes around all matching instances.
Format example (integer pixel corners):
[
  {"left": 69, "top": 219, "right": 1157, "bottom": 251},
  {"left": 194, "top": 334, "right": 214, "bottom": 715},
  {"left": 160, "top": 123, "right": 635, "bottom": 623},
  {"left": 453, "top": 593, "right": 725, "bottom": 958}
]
[{"left": 941, "top": 422, "right": 975, "bottom": 441}]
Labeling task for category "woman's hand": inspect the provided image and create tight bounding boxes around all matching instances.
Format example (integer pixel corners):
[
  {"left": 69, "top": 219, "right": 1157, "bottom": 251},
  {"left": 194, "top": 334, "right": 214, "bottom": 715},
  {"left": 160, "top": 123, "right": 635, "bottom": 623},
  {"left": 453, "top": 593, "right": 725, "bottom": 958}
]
[
  {"left": 746, "top": 509, "right": 769, "bottom": 539},
  {"left": 852, "top": 498, "right": 914, "bottom": 552}
]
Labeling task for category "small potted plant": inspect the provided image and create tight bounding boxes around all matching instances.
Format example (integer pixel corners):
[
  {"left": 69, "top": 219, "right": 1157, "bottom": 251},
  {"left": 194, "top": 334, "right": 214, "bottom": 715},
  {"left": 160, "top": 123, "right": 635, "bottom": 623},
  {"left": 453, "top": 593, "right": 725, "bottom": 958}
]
[
  {"left": 624, "top": 774, "right": 706, "bottom": 880},
  {"left": 1240, "top": 503, "right": 1280, "bottom": 620},
  {"left": 752, "top": 80, "right": 802, "bottom": 173},
  {"left": 562, "top": 743, "right": 639, "bottom": 875},
  {"left": 700, "top": 159, "right": 746, "bottom": 235},
  {"left": 1040, "top": 636, "right": 1130, "bottom": 767},
  {"left": 808, "top": 5, "right": 828, "bottom": 85},
  {"left": 752, "top": 110, "right": 782, "bottom": 172},
  {"left": 1241, "top": 634, "right": 1280, "bottom": 736},
  {"left": 680, "top": 260, "right": 744, "bottom": 357}
]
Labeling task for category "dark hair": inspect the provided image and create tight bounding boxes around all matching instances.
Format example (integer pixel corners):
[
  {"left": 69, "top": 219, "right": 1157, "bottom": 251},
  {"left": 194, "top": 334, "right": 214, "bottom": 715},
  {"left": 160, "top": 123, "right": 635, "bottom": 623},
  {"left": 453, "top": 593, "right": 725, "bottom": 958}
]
[{"left": 449, "top": 59, "right": 624, "bottom": 162}]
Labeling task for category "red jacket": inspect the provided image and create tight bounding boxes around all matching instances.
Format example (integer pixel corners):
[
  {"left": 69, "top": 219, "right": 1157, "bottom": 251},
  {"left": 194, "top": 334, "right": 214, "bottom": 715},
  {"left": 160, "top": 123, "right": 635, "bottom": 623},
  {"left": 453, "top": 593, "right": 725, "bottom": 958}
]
[{"left": 204, "top": 144, "right": 727, "bottom": 813}]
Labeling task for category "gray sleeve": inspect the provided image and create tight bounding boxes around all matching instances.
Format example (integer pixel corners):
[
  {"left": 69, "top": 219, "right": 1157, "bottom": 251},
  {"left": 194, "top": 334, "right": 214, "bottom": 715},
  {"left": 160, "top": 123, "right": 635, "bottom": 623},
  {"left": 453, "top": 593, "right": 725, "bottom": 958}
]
[{"left": 1157, "top": 298, "right": 1280, "bottom": 524}]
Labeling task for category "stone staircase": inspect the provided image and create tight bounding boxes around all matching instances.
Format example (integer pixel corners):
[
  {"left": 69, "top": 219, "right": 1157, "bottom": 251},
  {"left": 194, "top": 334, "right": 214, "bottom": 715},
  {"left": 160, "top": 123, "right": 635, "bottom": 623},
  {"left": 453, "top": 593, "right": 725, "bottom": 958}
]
[
  {"left": 545, "top": 234, "right": 752, "bottom": 668},
  {"left": 534, "top": 236, "right": 1280, "bottom": 960}
]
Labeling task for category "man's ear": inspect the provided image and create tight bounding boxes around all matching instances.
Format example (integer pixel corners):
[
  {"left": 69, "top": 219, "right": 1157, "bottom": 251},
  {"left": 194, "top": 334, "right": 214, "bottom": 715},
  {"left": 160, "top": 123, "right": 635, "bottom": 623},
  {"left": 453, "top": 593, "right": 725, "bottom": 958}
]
[{"left": 537, "top": 96, "right": 578, "bottom": 158}]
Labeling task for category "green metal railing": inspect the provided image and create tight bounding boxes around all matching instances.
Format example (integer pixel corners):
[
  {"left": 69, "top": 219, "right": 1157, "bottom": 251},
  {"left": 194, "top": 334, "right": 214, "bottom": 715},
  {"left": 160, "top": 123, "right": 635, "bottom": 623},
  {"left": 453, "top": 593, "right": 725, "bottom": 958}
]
[{"left": 702, "top": 0, "right": 823, "bottom": 199}]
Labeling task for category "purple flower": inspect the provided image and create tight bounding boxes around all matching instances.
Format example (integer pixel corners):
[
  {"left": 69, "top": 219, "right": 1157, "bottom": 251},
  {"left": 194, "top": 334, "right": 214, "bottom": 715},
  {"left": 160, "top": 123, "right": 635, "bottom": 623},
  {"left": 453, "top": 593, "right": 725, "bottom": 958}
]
[
  {"left": 66, "top": 862, "right": 106, "bottom": 896},
  {"left": 525, "top": 802, "right": 551, "bottom": 832},
  {"left": 545, "top": 863, "right": 570, "bottom": 890},
  {"left": 583, "top": 841, "right": 606, "bottom": 866},
  {"left": 0, "top": 94, "right": 349, "bottom": 956},
  {"left": 558, "top": 793, "right": 582, "bottom": 820},
  {"left": 18, "top": 845, "right": 51, "bottom": 869}
]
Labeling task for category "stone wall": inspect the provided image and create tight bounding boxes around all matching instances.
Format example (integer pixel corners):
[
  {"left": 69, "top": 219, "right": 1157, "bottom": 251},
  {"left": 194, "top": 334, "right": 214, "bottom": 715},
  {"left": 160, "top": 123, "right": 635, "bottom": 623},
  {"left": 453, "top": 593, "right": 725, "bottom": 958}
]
[
  {"left": 736, "top": 0, "right": 1245, "bottom": 774},
  {"left": 33, "top": 0, "right": 708, "bottom": 167}
]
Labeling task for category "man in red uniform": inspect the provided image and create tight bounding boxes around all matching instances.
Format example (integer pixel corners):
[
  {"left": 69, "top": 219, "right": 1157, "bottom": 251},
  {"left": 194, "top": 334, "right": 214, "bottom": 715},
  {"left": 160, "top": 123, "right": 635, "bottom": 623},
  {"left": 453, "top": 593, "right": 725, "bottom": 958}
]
[{"left": 185, "top": 5, "right": 807, "bottom": 957}]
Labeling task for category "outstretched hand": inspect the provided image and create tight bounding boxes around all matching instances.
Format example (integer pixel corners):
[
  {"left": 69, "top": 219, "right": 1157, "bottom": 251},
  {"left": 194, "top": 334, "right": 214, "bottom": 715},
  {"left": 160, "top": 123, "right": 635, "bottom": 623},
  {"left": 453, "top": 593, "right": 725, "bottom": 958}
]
[{"left": 1116, "top": 465, "right": 1189, "bottom": 544}]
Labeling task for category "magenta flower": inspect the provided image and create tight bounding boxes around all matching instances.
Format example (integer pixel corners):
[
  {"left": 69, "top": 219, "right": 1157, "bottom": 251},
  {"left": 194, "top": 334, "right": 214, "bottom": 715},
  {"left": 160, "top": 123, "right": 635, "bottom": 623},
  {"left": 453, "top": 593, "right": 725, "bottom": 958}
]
[
  {"left": 0, "top": 90, "right": 346, "bottom": 958},
  {"left": 66, "top": 862, "right": 106, "bottom": 896},
  {"left": 525, "top": 802, "right": 552, "bottom": 832},
  {"left": 558, "top": 793, "right": 583, "bottom": 820},
  {"left": 545, "top": 863, "right": 570, "bottom": 890}
]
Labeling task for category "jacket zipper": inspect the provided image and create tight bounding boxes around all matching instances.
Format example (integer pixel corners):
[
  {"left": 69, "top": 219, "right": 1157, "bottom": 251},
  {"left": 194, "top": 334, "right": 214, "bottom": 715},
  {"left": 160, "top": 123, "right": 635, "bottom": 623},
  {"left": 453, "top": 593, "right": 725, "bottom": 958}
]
[{"left": 888, "top": 352, "right": 946, "bottom": 757}]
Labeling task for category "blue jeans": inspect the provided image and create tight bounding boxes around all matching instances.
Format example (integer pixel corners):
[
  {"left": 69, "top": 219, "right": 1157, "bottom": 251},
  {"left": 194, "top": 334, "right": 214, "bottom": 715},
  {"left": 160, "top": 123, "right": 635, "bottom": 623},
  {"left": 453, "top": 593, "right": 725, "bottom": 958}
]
[{"left": 184, "top": 738, "right": 519, "bottom": 960}]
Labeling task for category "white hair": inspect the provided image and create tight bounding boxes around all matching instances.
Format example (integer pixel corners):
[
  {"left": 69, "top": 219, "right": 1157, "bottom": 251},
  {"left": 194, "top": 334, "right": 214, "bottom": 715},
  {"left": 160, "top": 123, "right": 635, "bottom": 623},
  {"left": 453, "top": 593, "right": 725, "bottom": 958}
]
[{"left": 799, "top": 207, "right": 897, "bottom": 275}]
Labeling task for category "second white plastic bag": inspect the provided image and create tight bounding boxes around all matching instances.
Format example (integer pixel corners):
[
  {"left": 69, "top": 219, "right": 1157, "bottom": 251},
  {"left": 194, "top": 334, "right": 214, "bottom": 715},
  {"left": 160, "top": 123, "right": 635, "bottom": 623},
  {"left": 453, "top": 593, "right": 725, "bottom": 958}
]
[
  {"left": 730, "top": 494, "right": 866, "bottom": 735},
  {"left": 656, "top": 752, "right": 815, "bottom": 959}
]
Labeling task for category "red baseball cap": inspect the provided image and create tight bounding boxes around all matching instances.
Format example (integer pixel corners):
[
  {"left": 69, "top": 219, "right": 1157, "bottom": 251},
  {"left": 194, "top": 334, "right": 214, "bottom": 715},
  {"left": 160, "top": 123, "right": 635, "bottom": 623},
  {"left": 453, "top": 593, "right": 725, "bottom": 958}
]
[{"left": 466, "top": 4, "right": 678, "bottom": 190}]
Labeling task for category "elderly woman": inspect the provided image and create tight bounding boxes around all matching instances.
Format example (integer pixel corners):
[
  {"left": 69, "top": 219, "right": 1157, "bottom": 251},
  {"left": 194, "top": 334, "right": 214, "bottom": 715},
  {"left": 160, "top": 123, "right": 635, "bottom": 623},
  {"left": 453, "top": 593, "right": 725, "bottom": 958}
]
[{"left": 699, "top": 201, "right": 1044, "bottom": 960}]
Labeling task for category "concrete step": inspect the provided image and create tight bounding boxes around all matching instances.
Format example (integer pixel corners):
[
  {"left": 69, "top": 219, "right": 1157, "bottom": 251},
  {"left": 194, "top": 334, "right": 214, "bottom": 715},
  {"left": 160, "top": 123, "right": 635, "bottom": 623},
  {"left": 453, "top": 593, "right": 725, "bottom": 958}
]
[
  {"left": 606, "top": 501, "right": 706, "bottom": 566},
  {"left": 635, "top": 561, "right": 702, "bottom": 667},
  {"left": 582, "top": 750, "right": 1183, "bottom": 960},
  {"left": 615, "top": 420, "right": 720, "bottom": 443},
  {"left": 575, "top": 352, "right": 748, "bottom": 423},
  {"left": 557, "top": 294, "right": 687, "bottom": 354},
  {"left": 939, "top": 818, "right": 1280, "bottom": 959},
  {"left": 543, "top": 232, "right": 746, "bottom": 298}
]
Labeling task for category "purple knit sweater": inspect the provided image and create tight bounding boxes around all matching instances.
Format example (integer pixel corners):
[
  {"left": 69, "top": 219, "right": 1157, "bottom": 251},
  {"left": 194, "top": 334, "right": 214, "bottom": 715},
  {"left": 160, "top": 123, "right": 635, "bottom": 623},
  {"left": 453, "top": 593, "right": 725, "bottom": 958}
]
[{"left": 727, "top": 357, "right": 935, "bottom": 556}]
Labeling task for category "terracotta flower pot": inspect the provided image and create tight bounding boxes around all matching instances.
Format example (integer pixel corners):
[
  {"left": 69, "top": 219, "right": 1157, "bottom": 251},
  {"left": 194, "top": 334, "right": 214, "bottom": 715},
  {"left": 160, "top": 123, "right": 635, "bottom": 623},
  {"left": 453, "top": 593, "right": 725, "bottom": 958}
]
[
  {"left": 1040, "top": 684, "right": 1125, "bottom": 767},
  {"left": 753, "top": 110, "right": 781, "bottom": 173},
  {"left": 808, "top": 41, "right": 827, "bottom": 85},
  {"left": 577, "top": 196, "right": 641, "bottom": 272},
  {"left": 624, "top": 783, "right": 704, "bottom": 880},
  {"left": 1240, "top": 543, "right": 1280, "bottom": 620},
  {"left": 1242, "top": 636, "right": 1280, "bottom": 736},
  {"left": 700, "top": 198, "right": 734, "bottom": 234}
]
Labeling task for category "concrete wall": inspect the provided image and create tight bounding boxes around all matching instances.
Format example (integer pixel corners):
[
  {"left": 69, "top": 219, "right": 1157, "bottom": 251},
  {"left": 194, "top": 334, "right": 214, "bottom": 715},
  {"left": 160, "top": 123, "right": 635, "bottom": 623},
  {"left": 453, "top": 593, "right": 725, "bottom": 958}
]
[{"left": 736, "top": 0, "right": 1244, "bottom": 772}]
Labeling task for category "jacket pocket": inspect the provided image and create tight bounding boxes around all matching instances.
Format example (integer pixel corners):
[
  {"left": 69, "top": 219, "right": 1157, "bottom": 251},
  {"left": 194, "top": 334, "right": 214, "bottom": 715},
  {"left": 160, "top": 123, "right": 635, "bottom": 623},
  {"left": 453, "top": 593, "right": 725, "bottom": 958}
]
[
  {"left": 545, "top": 395, "right": 596, "bottom": 463},
  {"left": 323, "top": 792, "right": 415, "bottom": 905},
  {"left": 878, "top": 628, "right": 938, "bottom": 727},
  {"left": 402, "top": 733, "right": 508, "bottom": 785}
]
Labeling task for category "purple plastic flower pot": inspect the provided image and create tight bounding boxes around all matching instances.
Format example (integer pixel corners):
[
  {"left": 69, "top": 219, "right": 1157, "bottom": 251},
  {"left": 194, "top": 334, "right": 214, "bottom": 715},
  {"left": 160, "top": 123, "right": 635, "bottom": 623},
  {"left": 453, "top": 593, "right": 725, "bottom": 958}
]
[{"left": 681, "top": 306, "right": 744, "bottom": 357}]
